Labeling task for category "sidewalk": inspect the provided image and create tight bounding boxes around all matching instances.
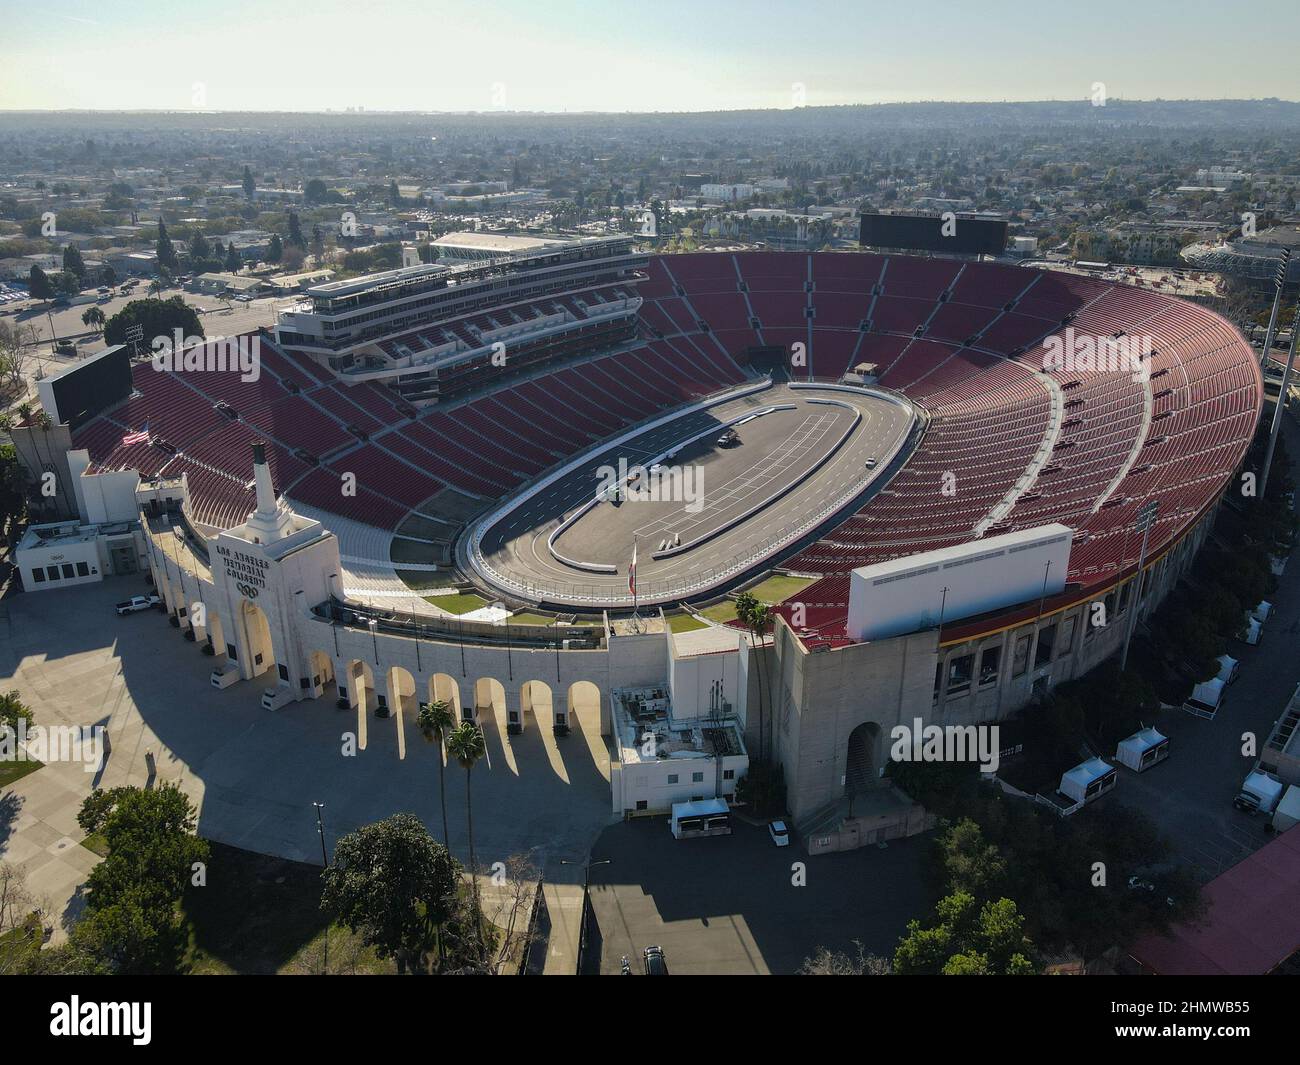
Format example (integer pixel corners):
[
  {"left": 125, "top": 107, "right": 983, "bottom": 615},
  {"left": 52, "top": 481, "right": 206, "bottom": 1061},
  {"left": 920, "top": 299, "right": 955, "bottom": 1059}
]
[{"left": 540, "top": 881, "right": 587, "bottom": 975}]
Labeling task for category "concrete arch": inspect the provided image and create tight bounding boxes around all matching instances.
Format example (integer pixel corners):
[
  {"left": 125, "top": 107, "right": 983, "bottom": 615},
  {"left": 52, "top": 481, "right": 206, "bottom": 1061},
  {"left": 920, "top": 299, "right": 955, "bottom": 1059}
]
[
  {"left": 343, "top": 659, "right": 376, "bottom": 751},
  {"left": 565, "top": 680, "right": 602, "bottom": 735},
  {"left": 428, "top": 674, "right": 464, "bottom": 720},
  {"left": 205, "top": 608, "right": 227, "bottom": 659},
  {"left": 386, "top": 665, "right": 417, "bottom": 759},
  {"left": 519, "top": 679, "right": 555, "bottom": 733},
  {"left": 239, "top": 599, "right": 276, "bottom": 680},
  {"left": 307, "top": 650, "right": 336, "bottom": 700},
  {"left": 473, "top": 677, "right": 505, "bottom": 726},
  {"left": 845, "top": 721, "right": 881, "bottom": 798},
  {"left": 344, "top": 659, "right": 376, "bottom": 712}
]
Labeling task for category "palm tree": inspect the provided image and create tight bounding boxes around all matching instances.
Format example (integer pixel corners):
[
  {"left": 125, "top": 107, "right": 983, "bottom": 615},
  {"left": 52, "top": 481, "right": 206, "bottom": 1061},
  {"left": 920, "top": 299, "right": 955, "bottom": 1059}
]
[
  {"left": 81, "top": 306, "right": 106, "bottom": 334},
  {"left": 735, "top": 592, "right": 773, "bottom": 762},
  {"left": 417, "top": 699, "right": 456, "bottom": 849},
  {"left": 446, "top": 721, "right": 486, "bottom": 945}
]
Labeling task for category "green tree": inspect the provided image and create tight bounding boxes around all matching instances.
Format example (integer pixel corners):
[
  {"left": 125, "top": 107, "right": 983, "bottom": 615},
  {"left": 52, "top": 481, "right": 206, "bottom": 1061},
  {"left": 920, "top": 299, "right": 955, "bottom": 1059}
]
[
  {"left": 894, "top": 891, "right": 1036, "bottom": 975},
  {"left": 303, "top": 179, "right": 329, "bottom": 204},
  {"left": 225, "top": 244, "right": 241, "bottom": 272},
  {"left": 417, "top": 699, "right": 456, "bottom": 849},
  {"left": 72, "top": 784, "right": 209, "bottom": 973},
  {"left": 735, "top": 591, "right": 772, "bottom": 761},
  {"left": 319, "top": 813, "right": 459, "bottom": 972},
  {"left": 446, "top": 722, "right": 486, "bottom": 940},
  {"left": 267, "top": 233, "right": 283, "bottom": 263},
  {"left": 188, "top": 231, "right": 210, "bottom": 264},
  {"left": 104, "top": 297, "right": 203, "bottom": 349},
  {"left": 62, "top": 244, "right": 86, "bottom": 278},
  {"left": 0, "top": 690, "right": 34, "bottom": 733},
  {"left": 938, "top": 818, "right": 1007, "bottom": 897},
  {"left": 155, "top": 219, "right": 178, "bottom": 272},
  {"left": 286, "top": 211, "right": 306, "bottom": 249},
  {"left": 0, "top": 443, "right": 26, "bottom": 534},
  {"left": 28, "top": 264, "right": 54, "bottom": 302},
  {"left": 81, "top": 305, "right": 106, "bottom": 334},
  {"left": 242, "top": 165, "right": 255, "bottom": 201}
]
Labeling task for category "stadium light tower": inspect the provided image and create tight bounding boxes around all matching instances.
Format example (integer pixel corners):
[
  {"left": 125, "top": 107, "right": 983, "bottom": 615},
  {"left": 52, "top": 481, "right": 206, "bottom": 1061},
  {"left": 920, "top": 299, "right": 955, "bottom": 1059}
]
[
  {"left": 1119, "top": 500, "right": 1159, "bottom": 673},
  {"left": 1257, "top": 249, "right": 1291, "bottom": 370},
  {"left": 1260, "top": 299, "right": 1300, "bottom": 499}
]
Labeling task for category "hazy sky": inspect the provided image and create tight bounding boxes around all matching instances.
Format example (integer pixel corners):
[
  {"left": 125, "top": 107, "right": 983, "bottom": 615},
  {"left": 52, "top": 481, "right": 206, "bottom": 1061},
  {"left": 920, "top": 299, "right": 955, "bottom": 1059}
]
[{"left": 3, "top": 0, "right": 1297, "bottom": 113}]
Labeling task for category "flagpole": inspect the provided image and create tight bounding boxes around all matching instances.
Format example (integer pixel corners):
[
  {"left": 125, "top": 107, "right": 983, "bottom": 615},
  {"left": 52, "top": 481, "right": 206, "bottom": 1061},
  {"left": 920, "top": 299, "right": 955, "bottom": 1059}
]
[{"left": 631, "top": 535, "right": 638, "bottom": 621}]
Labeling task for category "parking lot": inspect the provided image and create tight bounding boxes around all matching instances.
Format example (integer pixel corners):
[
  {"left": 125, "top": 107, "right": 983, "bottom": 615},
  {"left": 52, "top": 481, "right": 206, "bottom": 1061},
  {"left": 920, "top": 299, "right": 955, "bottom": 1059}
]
[
  {"left": 1, "top": 287, "right": 284, "bottom": 403},
  {"left": 1112, "top": 430, "right": 1300, "bottom": 882},
  {"left": 584, "top": 817, "right": 931, "bottom": 974}
]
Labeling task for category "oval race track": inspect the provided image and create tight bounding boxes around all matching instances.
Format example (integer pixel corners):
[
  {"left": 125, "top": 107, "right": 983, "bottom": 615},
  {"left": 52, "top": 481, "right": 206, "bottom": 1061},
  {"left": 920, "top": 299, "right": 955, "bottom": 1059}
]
[{"left": 464, "top": 381, "right": 916, "bottom": 608}]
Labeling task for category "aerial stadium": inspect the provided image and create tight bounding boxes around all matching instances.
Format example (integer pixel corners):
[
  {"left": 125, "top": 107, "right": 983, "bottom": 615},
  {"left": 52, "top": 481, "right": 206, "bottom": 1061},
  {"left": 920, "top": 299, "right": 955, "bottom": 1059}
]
[
  {"left": 1182, "top": 224, "right": 1300, "bottom": 286},
  {"left": 10, "top": 231, "right": 1263, "bottom": 833}
]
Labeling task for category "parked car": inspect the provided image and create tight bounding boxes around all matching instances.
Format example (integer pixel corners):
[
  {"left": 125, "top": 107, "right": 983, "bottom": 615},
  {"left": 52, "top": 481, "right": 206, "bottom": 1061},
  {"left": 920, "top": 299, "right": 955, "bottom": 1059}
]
[
  {"left": 115, "top": 594, "right": 161, "bottom": 616},
  {"left": 642, "top": 945, "right": 668, "bottom": 975},
  {"left": 768, "top": 819, "right": 790, "bottom": 847}
]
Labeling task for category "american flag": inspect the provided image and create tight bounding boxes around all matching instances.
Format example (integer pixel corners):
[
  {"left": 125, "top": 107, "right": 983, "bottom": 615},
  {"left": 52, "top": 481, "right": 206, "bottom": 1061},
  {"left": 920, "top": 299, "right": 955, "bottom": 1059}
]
[{"left": 121, "top": 424, "right": 150, "bottom": 446}]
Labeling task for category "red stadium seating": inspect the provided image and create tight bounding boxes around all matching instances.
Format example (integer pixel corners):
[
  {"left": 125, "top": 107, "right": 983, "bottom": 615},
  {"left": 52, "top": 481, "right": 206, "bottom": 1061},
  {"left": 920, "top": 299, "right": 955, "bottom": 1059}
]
[{"left": 69, "top": 254, "right": 1259, "bottom": 634}]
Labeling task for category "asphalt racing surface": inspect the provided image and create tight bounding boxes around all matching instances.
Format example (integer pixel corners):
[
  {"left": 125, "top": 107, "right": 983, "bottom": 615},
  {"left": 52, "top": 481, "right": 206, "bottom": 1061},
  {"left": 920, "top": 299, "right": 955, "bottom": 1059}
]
[{"left": 469, "top": 382, "right": 914, "bottom": 606}]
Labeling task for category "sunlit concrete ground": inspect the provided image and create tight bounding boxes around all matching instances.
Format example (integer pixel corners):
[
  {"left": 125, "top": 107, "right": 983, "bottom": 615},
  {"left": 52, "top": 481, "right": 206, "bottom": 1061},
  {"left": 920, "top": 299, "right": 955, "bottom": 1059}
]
[{"left": 0, "top": 576, "right": 615, "bottom": 943}]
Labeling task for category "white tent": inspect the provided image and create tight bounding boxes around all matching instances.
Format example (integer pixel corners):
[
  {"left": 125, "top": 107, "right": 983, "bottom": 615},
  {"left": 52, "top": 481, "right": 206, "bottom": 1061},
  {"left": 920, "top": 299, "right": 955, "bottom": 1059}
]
[{"left": 1115, "top": 727, "right": 1170, "bottom": 772}]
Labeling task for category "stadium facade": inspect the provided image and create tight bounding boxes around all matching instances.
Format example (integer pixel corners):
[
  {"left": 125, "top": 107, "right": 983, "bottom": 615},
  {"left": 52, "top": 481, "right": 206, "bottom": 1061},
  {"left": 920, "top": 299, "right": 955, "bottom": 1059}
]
[
  {"left": 13, "top": 237, "right": 1263, "bottom": 835},
  {"left": 1182, "top": 225, "right": 1300, "bottom": 286}
]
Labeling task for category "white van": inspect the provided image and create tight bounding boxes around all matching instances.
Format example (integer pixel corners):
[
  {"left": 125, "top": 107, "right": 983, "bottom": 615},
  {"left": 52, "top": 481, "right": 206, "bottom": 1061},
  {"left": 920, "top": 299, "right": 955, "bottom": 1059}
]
[{"left": 1251, "top": 601, "right": 1273, "bottom": 626}]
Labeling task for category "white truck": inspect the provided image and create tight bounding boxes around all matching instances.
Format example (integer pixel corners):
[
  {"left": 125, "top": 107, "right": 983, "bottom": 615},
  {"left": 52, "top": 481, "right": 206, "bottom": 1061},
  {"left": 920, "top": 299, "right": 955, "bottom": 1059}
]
[
  {"left": 1233, "top": 769, "right": 1284, "bottom": 815},
  {"left": 1273, "top": 784, "right": 1300, "bottom": 833},
  {"left": 115, "top": 594, "right": 162, "bottom": 616}
]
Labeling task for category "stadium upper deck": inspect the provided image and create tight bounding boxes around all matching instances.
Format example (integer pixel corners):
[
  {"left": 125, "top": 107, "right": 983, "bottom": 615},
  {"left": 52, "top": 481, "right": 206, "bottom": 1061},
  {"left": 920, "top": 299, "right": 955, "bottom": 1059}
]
[
  {"left": 273, "top": 234, "right": 646, "bottom": 401},
  {"left": 69, "top": 250, "right": 1262, "bottom": 645}
]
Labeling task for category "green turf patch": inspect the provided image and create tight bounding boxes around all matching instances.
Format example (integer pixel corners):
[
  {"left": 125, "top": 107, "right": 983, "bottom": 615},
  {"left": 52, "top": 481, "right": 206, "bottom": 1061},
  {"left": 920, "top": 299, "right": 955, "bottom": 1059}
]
[
  {"left": 396, "top": 568, "right": 458, "bottom": 592},
  {"left": 699, "top": 601, "right": 739, "bottom": 624},
  {"left": 430, "top": 592, "right": 489, "bottom": 615},
  {"left": 745, "top": 573, "right": 818, "bottom": 604},
  {"left": 667, "top": 613, "right": 708, "bottom": 633},
  {"left": 81, "top": 833, "right": 110, "bottom": 857},
  {"left": 0, "top": 759, "right": 43, "bottom": 789},
  {"left": 510, "top": 612, "right": 557, "bottom": 626}
]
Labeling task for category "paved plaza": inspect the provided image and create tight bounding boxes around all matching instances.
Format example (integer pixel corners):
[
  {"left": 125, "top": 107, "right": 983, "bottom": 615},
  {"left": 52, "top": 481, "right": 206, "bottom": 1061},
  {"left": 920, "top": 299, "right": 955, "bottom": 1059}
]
[{"left": 0, "top": 576, "right": 616, "bottom": 942}]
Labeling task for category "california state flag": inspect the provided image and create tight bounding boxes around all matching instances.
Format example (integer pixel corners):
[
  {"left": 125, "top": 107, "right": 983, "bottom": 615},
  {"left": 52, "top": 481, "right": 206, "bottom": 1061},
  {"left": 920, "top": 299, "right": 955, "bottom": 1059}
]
[{"left": 629, "top": 541, "right": 637, "bottom": 597}]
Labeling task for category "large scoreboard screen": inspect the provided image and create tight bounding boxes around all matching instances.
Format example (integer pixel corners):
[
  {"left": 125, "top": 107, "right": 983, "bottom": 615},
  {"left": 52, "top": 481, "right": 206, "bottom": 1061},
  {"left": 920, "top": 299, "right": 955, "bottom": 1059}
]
[
  {"left": 39, "top": 344, "right": 133, "bottom": 430},
  {"left": 860, "top": 212, "right": 1008, "bottom": 256}
]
